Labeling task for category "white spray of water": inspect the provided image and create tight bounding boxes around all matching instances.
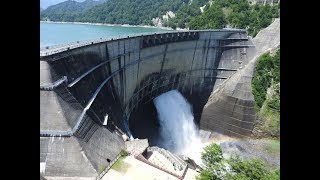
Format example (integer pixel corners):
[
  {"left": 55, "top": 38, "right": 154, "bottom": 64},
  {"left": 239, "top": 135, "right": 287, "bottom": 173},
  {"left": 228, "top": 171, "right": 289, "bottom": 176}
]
[
  {"left": 153, "top": 90, "right": 204, "bottom": 164},
  {"left": 40, "top": 162, "right": 46, "bottom": 174},
  {"left": 103, "top": 114, "right": 109, "bottom": 126}
]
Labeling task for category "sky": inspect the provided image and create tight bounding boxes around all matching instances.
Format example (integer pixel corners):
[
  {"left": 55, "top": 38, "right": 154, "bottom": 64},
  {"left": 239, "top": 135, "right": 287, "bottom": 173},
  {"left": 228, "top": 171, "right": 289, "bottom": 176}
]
[{"left": 40, "top": 0, "right": 85, "bottom": 9}]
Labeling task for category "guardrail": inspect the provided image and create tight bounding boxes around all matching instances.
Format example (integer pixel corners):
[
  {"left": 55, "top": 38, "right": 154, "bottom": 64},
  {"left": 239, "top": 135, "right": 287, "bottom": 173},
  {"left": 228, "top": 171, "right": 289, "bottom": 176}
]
[
  {"left": 96, "top": 153, "right": 121, "bottom": 180},
  {"left": 40, "top": 76, "right": 67, "bottom": 90},
  {"left": 40, "top": 29, "right": 246, "bottom": 57}
]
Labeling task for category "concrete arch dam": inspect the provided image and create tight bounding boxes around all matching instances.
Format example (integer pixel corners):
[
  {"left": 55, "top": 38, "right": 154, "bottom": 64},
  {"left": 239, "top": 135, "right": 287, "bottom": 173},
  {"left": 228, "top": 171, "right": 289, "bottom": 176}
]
[{"left": 40, "top": 30, "right": 257, "bottom": 178}]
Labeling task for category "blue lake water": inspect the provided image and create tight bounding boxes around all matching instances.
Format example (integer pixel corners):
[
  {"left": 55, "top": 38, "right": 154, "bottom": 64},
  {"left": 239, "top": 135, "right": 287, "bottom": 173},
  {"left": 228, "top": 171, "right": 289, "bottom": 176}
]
[{"left": 40, "top": 22, "right": 171, "bottom": 48}]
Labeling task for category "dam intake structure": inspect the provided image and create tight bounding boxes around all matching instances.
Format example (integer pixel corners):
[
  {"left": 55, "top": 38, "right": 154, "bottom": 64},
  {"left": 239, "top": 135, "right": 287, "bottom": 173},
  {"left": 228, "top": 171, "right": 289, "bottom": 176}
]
[{"left": 40, "top": 29, "right": 260, "bottom": 179}]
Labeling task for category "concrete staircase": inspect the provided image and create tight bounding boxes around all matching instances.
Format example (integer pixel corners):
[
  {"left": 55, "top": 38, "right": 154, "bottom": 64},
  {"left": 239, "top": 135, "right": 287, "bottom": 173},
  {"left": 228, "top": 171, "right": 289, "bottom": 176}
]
[{"left": 148, "top": 146, "right": 187, "bottom": 171}]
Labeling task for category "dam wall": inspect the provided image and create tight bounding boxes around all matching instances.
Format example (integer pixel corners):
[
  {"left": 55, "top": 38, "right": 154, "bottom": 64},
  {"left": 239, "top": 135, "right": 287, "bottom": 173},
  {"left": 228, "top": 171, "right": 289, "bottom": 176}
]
[
  {"left": 200, "top": 18, "right": 280, "bottom": 137},
  {"left": 40, "top": 29, "right": 256, "bottom": 178}
]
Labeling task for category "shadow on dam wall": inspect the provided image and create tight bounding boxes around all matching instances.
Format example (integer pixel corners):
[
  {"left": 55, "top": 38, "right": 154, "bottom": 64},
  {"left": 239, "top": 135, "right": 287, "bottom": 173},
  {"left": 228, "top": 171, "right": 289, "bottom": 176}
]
[
  {"left": 129, "top": 89, "right": 214, "bottom": 146},
  {"left": 40, "top": 30, "right": 256, "bottom": 178},
  {"left": 129, "top": 74, "right": 215, "bottom": 146},
  {"left": 128, "top": 71, "right": 218, "bottom": 146}
]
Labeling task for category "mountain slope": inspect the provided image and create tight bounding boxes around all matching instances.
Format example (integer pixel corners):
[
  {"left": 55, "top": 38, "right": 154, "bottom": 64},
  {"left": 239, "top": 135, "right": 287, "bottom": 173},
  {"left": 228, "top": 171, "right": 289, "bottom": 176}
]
[
  {"left": 44, "top": 0, "right": 106, "bottom": 13},
  {"left": 40, "top": 0, "right": 279, "bottom": 33},
  {"left": 40, "top": 0, "right": 106, "bottom": 21},
  {"left": 77, "top": 0, "right": 188, "bottom": 25},
  {"left": 40, "top": 0, "right": 206, "bottom": 25},
  {"left": 188, "top": 0, "right": 279, "bottom": 36}
]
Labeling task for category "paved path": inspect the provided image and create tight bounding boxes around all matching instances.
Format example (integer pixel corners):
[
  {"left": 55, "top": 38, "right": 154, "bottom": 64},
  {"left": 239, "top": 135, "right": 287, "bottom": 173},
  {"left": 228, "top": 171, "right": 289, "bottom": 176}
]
[
  {"left": 102, "top": 155, "right": 179, "bottom": 180},
  {"left": 183, "top": 168, "right": 199, "bottom": 180}
]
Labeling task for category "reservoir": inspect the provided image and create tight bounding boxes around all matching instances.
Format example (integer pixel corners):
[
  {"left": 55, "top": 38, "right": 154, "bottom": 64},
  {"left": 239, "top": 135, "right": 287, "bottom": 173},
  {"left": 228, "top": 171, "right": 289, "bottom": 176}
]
[{"left": 40, "top": 21, "right": 171, "bottom": 47}]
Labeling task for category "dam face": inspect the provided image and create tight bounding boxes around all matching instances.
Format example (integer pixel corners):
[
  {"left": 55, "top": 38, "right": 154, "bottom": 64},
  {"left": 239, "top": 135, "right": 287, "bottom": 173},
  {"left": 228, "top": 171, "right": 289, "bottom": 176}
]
[{"left": 40, "top": 30, "right": 256, "bottom": 178}]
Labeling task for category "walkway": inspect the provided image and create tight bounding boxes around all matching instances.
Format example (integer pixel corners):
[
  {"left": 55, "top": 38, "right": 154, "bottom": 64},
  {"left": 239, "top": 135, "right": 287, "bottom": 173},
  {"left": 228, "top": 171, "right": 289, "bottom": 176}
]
[{"left": 101, "top": 155, "right": 178, "bottom": 180}]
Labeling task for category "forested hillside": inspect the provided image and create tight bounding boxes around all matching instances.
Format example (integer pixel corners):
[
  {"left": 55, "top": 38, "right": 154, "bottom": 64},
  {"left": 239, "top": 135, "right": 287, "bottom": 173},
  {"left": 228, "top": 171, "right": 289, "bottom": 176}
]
[
  {"left": 41, "top": 0, "right": 189, "bottom": 24},
  {"left": 188, "top": 0, "right": 279, "bottom": 36},
  {"left": 40, "top": 0, "right": 107, "bottom": 22},
  {"left": 252, "top": 49, "right": 280, "bottom": 137},
  {"left": 75, "top": 0, "right": 188, "bottom": 25},
  {"left": 40, "top": 0, "right": 280, "bottom": 36}
]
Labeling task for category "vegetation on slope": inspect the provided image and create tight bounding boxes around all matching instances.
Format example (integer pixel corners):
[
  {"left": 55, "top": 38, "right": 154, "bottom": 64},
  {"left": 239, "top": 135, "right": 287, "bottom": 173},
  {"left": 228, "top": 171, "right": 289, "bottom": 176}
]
[
  {"left": 40, "top": 0, "right": 279, "bottom": 36},
  {"left": 265, "top": 139, "right": 280, "bottom": 155},
  {"left": 41, "top": 0, "right": 189, "bottom": 25},
  {"left": 78, "top": 0, "right": 189, "bottom": 25},
  {"left": 110, "top": 156, "right": 127, "bottom": 171},
  {"left": 188, "top": 0, "right": 280, "bottom": 37},
  {"left": 40, "top": 0, "right": 106, "bottom": 22},
  {"left": 110, "top": 149, "right": 130, "bottom": 172},
  {"left": 252, "top": 49, "right": 280, "bottom": 137},
  {"left": 163, "top": 0, "right": 208, "bottom": 29},
  {"left": 197, "top": 143, "right": 280, "bottom": 180},
  {"left": 224, "top": 155, "right": 280, "bottom": 180}
]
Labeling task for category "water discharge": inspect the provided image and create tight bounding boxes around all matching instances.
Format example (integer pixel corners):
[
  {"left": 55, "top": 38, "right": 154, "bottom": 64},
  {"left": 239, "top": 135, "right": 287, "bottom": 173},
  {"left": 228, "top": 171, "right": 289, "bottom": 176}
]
[{"left": 153, "top": 90, "right": 204, "bottom": 164}]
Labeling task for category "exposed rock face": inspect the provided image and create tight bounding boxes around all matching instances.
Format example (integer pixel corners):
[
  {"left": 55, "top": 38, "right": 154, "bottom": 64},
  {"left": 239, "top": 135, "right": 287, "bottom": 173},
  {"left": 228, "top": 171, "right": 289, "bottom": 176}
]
[
  {"left": 200, "top": 4, "right": 207, "bottom": 13},
  {"left": 152, "top": 17, "right": 162, "bottom": 27},
  {"left": 220, "top": 139, "right": 280, "bottom": 168},
  {"left": 162, "top": 11, "right": 175, "bottom": 21},
  {"left": 153, "top": 11, "right": 176, "bottom": 27}
]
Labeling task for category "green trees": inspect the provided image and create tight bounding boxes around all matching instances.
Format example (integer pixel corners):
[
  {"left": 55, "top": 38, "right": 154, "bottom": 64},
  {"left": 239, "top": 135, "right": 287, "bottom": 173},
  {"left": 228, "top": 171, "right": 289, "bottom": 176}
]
[
  {"left": 224, "top": 156, "right": 280, "bottom": 180},
  {"left": 202, "top": 144, "right": 223, "bottom": 167},
  {"left": 164, "top": 0, "right": 207, "bottom": 29},
  {"left": 40, "top": 0, "right": 279, "bottom": 35},
  {"left": 252, "top": 49, "right": 280, "bottom": 110},
  {"left": 252, "top": 53, "right": 273, "bottom": 109},
  {"left": 41, "top": 0, "right": 188, "bottom": 25},
  {"left": 225, "top": 155, "right": 270, "bottom": 180},
  {"left": 188, "top": 0, "right": 280, "bottom": 37},
  {"left": 40, "top": 0, "right": 105, "bottom": 22},
  {"left": 266, "top": 168, "right": 280, "bottom": 180},
  {"left": 197, "top": 143, "right": 223, "bottom": 180},
  {"left": 189, "top": 5, "right": 226, "bottom": 29},
  {"left": 252, "top": 49, "right": 280, "bottom": 137},
  {"left": 197, "top": 143, "right": 280, "bottom": 180},
  {"left": 197, "top": 169, "right": 219, "bottom": 180}
]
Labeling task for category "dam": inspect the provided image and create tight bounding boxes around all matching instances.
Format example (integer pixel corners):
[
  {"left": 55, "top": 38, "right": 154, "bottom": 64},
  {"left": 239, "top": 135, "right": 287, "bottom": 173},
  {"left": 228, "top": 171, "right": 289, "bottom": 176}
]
[{"left": 40, "top": 19, "right": 280, "bottom": 179}]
